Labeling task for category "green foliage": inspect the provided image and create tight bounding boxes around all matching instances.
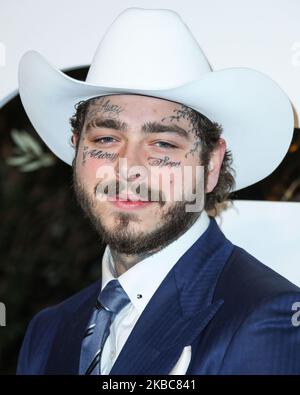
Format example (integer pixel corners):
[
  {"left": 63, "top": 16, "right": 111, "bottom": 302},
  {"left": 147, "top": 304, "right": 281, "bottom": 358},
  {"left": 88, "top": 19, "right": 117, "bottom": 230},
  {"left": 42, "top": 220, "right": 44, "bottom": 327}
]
[{"left": 6, "top": 129, "right": 56, "bottom": 172}]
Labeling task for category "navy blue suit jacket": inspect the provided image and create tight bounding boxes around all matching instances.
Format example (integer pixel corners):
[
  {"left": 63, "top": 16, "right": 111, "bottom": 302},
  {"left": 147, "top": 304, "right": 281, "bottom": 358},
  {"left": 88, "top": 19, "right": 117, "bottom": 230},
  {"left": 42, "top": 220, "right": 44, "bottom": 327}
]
[{"left": 17, "top": 218, "right": 300, "bottom": 374}]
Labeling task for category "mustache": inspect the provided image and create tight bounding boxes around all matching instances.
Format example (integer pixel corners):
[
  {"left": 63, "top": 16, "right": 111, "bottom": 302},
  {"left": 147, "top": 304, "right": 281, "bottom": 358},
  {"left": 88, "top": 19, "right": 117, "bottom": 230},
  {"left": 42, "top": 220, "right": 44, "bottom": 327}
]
[{"left": 94, "top": 179, "right": 166, "bottom": 204}]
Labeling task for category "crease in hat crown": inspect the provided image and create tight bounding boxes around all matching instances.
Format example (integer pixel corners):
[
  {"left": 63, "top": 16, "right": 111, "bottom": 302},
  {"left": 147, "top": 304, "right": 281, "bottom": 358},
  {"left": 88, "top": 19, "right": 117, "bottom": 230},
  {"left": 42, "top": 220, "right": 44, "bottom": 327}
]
[{"left": 86, "top": 7, "right": 211, "bottom": 89}]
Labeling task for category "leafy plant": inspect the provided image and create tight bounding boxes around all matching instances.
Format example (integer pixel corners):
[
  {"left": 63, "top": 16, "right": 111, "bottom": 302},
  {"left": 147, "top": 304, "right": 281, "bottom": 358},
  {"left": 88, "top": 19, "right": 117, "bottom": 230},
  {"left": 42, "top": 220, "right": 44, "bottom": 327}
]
[{"left": 6, "top": 129, "right": 56, "bottom": 171}]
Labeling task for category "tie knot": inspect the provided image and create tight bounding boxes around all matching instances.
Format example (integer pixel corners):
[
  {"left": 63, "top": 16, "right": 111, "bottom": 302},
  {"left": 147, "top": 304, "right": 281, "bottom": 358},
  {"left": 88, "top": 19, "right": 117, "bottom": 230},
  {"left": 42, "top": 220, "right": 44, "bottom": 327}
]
[{"left": 98, "top": 279, "right": 130, "bottom": 314}]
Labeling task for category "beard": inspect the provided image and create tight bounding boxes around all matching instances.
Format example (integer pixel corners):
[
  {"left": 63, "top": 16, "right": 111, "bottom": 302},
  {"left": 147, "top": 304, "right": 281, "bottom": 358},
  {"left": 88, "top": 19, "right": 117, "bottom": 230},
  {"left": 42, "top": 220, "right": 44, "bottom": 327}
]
[{"left": 72, "top": 170, "right": 202, "bottom": 255}]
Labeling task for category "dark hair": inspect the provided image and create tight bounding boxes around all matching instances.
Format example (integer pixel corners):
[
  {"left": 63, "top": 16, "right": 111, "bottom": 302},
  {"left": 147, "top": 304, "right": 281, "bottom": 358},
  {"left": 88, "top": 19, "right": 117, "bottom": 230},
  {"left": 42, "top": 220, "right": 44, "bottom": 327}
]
[{"left": 69, "top": 96, "right": 235, "bottom": 212}]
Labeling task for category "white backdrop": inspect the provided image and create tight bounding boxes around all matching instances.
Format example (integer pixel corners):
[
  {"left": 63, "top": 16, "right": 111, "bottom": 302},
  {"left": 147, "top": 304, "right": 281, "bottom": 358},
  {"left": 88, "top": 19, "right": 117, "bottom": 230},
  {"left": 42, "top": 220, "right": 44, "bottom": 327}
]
[
  {"left": 217, "top": 201, "right": 300, "bottom": 286},
  {"left": 0, "top": 0, "right": 299, "bottom": 285}
]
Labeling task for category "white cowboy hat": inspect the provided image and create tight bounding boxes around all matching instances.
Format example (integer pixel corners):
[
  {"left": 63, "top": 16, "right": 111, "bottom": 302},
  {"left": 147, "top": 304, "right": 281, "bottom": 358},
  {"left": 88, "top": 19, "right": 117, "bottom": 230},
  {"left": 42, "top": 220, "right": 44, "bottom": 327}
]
[{"left": 18, "top": 7, "right": 294, "bottom": 192}]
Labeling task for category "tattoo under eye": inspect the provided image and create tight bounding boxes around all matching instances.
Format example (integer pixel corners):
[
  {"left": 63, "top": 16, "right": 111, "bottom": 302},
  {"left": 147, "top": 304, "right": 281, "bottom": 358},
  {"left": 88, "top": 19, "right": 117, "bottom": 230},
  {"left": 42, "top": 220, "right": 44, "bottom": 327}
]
[
  {"left": 81, "top": 145, "right": 119, "bottom": 164},
  {"left": 148, "top": 156, "right": 181, "bottom": 168}
]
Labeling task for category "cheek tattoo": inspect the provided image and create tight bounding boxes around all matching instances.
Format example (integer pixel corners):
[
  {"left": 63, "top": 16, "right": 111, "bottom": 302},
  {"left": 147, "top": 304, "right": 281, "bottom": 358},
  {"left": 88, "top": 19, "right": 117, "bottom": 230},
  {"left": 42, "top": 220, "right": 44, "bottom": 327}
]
[
  {"left": 148, "top": 156, "right": 181, "bottom": 168},
  {"left": 88, "top": 149, "right": 119, "bottom": 161},
  {"left": 82, "top": 145, "right": 89, "bottom": 165},
  {"left": 184, "top": 141, "right": 202, "bottom": 159},
  {"left": 82, "top": 146, "right": 119, "bottom": 165}
]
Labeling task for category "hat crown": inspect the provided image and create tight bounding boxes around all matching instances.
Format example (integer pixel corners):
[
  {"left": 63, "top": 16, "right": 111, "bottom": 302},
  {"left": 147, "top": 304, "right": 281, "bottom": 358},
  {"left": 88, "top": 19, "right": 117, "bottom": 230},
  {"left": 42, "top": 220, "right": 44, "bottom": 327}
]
[{"left": 86, "top": 8, "right": 211, "bottom": 89}]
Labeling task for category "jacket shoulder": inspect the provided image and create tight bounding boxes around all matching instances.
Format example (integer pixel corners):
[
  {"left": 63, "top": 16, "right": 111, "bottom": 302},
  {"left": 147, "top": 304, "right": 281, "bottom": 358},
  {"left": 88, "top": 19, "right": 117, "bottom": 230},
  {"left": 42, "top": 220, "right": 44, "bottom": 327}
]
[
  {"left": 25, "top": 279, "right": 100, "bottom": 331},
  {"left": 17, "top": 280, "right": 100, "bottom": 374},
  {"left": 194, "top": 246, "right": 300, "bottom": 374},
  {"left": 215, "top": 245, "right": 300, "bottom": 305},
  {"left": 214, "top": 247, "right": 300, "bottom": 374}
]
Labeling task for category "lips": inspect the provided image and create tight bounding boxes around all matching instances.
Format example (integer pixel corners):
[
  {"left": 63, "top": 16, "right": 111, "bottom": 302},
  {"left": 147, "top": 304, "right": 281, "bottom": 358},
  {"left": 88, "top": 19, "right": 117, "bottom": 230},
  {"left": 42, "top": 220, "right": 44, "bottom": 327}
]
[
  {"left": 108, "top": 194, "right": 148, "bottom": 202},
  {"left": 108, "top": 194, "right": 152, "bottom": 210}
]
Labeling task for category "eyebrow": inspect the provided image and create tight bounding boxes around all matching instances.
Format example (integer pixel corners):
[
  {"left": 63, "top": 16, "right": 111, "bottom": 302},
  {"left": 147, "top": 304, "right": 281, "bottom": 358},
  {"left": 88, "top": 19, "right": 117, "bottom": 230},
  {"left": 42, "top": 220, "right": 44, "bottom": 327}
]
[
  {"left": 85, "top": 117, "right": 190, "bottom": 140},
  {"left": 142, "top": 121, "right": 189, "bottom": 140},
  {"left": 86, "top": 117, "right": 128, "bottom": 133}
]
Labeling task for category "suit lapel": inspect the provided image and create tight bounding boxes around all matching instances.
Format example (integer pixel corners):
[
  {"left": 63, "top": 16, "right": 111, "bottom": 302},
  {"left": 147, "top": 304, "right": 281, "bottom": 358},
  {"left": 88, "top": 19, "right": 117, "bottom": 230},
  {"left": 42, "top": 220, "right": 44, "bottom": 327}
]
[
  {"left": 110, "top": 294, "right": 224, "bottom": 375},
  {"left": 110, "top": 219, "right": 234, "bottom": 374}
]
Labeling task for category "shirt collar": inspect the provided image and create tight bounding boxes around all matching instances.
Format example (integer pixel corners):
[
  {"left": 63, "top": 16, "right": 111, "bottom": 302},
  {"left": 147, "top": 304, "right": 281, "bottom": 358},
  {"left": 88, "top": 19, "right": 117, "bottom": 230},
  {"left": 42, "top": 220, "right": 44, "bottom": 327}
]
[{"left": 101, "top": 210, "right": 210, "bottom": 315}]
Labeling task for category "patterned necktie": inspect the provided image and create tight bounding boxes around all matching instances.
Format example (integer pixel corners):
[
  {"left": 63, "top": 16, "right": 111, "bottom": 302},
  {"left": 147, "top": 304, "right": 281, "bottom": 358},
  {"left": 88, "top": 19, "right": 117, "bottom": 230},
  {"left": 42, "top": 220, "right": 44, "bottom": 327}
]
[{"left": 79, "top": 279, "right": 130, "bottom": 375}]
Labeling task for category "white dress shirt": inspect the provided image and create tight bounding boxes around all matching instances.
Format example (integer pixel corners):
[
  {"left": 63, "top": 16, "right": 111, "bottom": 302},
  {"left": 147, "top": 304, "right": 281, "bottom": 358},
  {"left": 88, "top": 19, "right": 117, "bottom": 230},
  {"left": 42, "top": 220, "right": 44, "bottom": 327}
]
[{"left": 100, "top": 210, "right": 210, "bottom": 374}]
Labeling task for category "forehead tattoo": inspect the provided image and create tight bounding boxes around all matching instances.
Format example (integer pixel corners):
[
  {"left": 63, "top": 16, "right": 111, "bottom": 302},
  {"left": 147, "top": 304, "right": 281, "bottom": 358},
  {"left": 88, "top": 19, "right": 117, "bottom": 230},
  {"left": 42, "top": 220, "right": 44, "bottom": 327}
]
[{"left": 85, "top": 97, "right": 124, "bottom": 131}]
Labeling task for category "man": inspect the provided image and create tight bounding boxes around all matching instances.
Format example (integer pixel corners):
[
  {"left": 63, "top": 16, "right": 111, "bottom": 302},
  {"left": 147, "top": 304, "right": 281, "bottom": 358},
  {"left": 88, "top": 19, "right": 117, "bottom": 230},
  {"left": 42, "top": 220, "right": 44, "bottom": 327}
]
[{"left": 17, "top": 8, "right": 300, "bottom": 374}]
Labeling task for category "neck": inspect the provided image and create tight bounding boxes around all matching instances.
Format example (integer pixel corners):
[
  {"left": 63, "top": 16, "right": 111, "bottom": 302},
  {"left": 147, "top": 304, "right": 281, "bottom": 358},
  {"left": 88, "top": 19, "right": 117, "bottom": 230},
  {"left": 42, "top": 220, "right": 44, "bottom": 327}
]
[{"left": 110, "top": 249, "right": 157, "bottom": 276}]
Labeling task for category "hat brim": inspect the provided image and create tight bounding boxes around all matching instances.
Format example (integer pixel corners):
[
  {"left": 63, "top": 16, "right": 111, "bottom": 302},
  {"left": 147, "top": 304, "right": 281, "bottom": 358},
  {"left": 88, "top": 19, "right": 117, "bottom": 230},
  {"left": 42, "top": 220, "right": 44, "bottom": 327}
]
[{"left": 18, "top": 50, "right": 294, "bottom": 192}]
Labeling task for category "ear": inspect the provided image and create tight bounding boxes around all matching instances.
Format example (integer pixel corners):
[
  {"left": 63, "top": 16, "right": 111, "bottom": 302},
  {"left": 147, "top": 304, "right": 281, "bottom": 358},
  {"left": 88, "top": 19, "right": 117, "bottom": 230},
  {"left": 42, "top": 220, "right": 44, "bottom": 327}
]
[
  {"left": 205, "top": 138, "right": 227, "bottom": 193},
  {"left": 71, "top": 132, "right": 80, "bottom": 147}
]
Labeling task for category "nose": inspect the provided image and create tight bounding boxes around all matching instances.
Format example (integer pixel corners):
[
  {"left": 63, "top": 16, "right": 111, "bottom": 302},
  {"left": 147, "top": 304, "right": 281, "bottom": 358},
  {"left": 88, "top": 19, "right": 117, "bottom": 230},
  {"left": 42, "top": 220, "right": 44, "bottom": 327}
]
[{"left": 115, "top": 140, "right": 147, "bottom": 183}]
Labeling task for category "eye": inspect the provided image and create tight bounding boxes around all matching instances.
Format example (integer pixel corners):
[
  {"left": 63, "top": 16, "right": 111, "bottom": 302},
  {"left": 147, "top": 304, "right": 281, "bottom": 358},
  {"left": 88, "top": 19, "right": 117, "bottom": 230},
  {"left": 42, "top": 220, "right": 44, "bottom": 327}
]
[
  {"left": 93, "top": 136, "right": 117, "bottom": 144},
  {"left": 154, "top": 141, "right": 177, "bottom": 149}
]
